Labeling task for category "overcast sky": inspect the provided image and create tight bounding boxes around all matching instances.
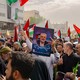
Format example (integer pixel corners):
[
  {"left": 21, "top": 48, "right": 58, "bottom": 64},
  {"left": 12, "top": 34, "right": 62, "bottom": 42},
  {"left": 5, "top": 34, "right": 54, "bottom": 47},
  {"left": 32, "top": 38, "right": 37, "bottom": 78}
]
[{"left": 24, "top": 0, "right": 80, "bottom": 29}]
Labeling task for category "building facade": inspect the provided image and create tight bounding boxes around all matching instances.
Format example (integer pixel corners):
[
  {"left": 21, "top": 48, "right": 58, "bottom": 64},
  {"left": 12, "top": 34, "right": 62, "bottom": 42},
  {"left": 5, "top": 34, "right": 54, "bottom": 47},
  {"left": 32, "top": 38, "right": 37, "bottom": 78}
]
[
  {"left": 24, "top": 10, "right": 40, "bottom": 21},
  {"left": 0, "top": 0, "right": 24, "bottom": 31},
  {"left": 24, "top": 10, "right": 45, "bottom": 25},
  {"left": 53, "top": 21, "right": 68, "bottom": 38}
]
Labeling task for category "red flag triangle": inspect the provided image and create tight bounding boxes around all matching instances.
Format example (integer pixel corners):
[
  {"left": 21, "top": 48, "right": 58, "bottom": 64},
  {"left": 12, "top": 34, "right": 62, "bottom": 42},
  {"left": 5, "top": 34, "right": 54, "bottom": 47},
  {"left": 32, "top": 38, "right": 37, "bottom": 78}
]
[
  {"left": 23, "top": 19, "right": 30, "bottom": 37},
  {"left": 45, "top": 20, "right": 48, "bottom": 28},
  {"left": 20, "top": 0, "right": 28, "bottom": 6},
  {"left": 68, "top": 27, "right": 71, "bottom": 37},
  {"left": 23, "top": 19, "right": 29, "bottom": 31},
  {"left": 73, "top": 24, "right": 80, "bottom": 37},
  {"left": 73, "top": 24, "right": 80, "bottom": 34},
  {"left": 26, "top": 30, "right": 29, "bottom": 38},
  {"left": 58, "top": 30, "right": 61, "bottom": 38}
]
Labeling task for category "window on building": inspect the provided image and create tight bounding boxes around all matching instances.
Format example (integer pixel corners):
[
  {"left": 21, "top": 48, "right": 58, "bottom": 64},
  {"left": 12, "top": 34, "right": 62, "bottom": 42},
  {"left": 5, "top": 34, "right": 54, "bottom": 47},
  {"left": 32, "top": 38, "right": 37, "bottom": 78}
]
[
  {"left": 18, "top": 9, "right": 23, "bottom": 13},
  {"left": 7, "top": 23, "right": 14, "bottom": 30},
  {"left": 18, "top": 17, "right": 23, "bottom": 20},
  {"left": 0, "top": 3, "right": 5, "bottom": 8},
  {"left": 0, "top": 22, "right": 3, "bottom": 28},
  {"left": 0, "top": 13, "right": 5, "bottom": 17},
  {"left": 7, "top": 4, "right": 11, "bottom": 19}
]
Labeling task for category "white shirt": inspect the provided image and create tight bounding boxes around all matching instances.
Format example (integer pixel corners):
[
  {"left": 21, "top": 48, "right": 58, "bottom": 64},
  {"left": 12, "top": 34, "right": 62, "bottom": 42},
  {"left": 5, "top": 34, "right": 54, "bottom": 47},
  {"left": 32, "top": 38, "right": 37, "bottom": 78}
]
[{"left": 26, "top": 38, "right": 60, "bottom": 80}]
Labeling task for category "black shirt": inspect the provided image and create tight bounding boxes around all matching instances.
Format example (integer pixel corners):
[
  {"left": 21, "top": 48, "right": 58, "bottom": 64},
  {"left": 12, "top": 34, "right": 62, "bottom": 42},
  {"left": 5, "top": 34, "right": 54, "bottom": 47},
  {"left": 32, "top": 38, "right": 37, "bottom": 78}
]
[
  {"left": 31, "top": 59, "right": 51, "bottom": 80},
  {"left": 59, "top": 52, "right": 80, "bottom": 73},
  {"left": 0, "top": 56, "right": 6, "bottom": 75}
]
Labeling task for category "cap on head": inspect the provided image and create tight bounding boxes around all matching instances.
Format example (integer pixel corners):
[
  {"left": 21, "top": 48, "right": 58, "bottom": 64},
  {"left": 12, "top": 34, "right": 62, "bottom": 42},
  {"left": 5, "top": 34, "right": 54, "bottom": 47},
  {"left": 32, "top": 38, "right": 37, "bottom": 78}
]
[
  {"left": 14, "top": 42, "right": 21, "bottom": 47},
  {"left": 0, "top": 38, "right": 5, "bottom": 43},
  {"left": 0, "top": 46, "right": 12, "bottom": 55}
]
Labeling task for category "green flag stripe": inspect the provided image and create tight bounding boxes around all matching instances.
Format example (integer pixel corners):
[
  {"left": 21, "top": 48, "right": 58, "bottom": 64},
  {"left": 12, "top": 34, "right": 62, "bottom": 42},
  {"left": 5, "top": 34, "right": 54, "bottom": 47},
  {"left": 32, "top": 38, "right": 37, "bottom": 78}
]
[
  {"left": 15, "top": 8, "right": 18, "bottom": 20},
  {"left": 29, "top": 31, "right": 34, "bottom": 36},
  {"left": 7, "top": 0, "right": 12, "bottom": 5},
  {"left": 7, "top": 0, "right": 18, "bottom": 5},
  {"left": 12, "top": 0, "right": 18, "bottom": 3},
  {"left": 78, "top": 34, "right": 80, "bottom": 37}
]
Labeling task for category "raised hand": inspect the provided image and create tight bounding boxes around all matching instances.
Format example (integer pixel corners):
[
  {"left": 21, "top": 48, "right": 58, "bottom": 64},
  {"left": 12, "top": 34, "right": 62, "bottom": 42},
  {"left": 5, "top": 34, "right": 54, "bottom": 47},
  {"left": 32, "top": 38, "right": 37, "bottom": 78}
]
[
  {"left": 50, "top": 37, "right": 57, "bottom": 53},
  {"left": 0, "top": 75, "right": 6, "bottom": 80},
  {"left": 58, "top": 57, "right": 63, "bottom": 65},
  {"left": 20, "top": 31, "right": 28, "bottom": 40},
  {"left": 50, "top": 37, "right": 56, "bottom": 47}
]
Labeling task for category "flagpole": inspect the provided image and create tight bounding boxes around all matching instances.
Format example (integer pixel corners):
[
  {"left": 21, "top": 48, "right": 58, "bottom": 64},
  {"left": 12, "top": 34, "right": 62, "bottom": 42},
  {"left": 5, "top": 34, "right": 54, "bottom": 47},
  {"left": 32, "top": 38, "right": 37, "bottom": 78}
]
[{"left": 69, "top": 36, "right": 71, "bottom": 42}]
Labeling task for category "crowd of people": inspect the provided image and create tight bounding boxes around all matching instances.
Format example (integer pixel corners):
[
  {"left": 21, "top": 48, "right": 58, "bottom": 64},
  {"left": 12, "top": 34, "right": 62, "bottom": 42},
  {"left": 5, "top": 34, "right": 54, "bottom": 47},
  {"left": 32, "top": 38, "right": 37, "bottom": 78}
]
[{"left": 0, "top": 31, "right": 80, "bottom": 80}]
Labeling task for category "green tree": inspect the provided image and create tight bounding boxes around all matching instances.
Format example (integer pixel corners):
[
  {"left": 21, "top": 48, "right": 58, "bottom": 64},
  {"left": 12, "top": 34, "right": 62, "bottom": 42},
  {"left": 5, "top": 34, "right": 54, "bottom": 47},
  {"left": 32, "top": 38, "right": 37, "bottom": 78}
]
[{"left": 30, "top": 17, "right": 44, "bottom": 25}]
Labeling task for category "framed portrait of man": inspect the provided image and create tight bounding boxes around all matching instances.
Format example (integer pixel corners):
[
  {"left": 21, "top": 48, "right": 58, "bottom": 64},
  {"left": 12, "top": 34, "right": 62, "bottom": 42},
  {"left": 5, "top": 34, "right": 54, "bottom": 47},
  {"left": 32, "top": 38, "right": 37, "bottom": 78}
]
[{"left": 32, "top": 27, "right": 54, "bottom": 56}]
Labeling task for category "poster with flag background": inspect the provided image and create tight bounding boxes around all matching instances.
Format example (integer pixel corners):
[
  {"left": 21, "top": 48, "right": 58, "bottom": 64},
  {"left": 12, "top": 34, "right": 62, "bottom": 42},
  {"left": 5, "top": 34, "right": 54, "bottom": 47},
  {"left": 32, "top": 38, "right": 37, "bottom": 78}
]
[{"left": 32, "top": 27, "right": 54, "bottom": 56}]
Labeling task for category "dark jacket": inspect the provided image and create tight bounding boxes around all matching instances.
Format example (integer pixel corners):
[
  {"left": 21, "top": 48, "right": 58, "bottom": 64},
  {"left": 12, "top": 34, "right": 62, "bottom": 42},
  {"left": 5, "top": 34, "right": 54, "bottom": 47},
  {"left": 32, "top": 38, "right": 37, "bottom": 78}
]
[
  {"left": 0, "top": 56, "right": 6, "bottom": 75},
  {"left": 58, "top": 52, "right": 80, "bottom": 73},
  {"left": 31, "top": 59, "right": 51, "bottom": 80}
]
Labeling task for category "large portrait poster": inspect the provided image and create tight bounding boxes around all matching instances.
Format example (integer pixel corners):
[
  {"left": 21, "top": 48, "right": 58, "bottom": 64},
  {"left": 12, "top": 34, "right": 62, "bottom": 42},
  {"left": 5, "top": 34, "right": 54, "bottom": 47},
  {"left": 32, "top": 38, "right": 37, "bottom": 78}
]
[{"left": 32, "top": 27, "right": 54, "bottom": 56}]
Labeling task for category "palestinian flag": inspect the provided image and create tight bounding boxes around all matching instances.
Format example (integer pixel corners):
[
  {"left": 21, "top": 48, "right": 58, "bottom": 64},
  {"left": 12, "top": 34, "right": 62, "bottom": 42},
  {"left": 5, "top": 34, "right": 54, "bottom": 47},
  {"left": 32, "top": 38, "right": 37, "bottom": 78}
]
[
  {"left": 7, "top": 0, "right": 28, "bottom": 20},
  {"left": 7, "top": 0, "right": 19, "bottom": 20},
  {"left": 7, "top": 0, "right": 28, "bottom": 6},
  {"left": 68, "top": 27, "right": 71, "bottom": 37},
  {"left": 23, "top": 19, "right": 30, "bottom": 37},
  {"left": 29, "top": 24, "right": 36, "bottom": 37},
  {"left": 23, "top": 19, "right": 29, "bottom": 30},
  {"left": 58, "top": 30, "right": 61, "bottom": 38},
  {"left": 73, "top": 24, "right": 80, "bottom": 37},
  {"left": 45, "top": 20, "right": 48, "bottom": 28}
]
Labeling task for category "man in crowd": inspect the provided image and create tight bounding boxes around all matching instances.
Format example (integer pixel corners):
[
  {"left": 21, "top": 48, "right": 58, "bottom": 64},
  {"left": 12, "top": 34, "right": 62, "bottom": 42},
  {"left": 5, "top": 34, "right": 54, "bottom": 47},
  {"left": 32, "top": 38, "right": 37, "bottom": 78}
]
[
  {"left": 5, "top": 51, "right": 35, "bottom": 80},
  {"left": 75, "top": 43, "right": 80, "bottom": 56},
  {"left": 0, "top": 46, "right": 12, "bottom": 65},
  {"left": 0, "top": 46, "right": 12, "bottom": 76},
  {"left": 54, "top": 44, "right": 65, "bottom": 77},
  {"left": 58, "top": 42, "right": 80, "bottom": 73},
  {"left": 55, "top": 38, "right": 63, "bottom": 45},
  {"left": 13, "top": 42, "right": 22, "bottom": 51},
  {"left": 56, "top": 44, "right": 64, "bottom": 57},
  {"left": 75, "top": 43, "right": 80, "bottom": 77},
  {"left": 22, "top": 43, "right": 31, "bottom": 53},
  {"left": 21, "top": 31, "right": 60, "bottom": 80},
  {"left": 0, "top": 38, "right": 5, "bottom": 50}
]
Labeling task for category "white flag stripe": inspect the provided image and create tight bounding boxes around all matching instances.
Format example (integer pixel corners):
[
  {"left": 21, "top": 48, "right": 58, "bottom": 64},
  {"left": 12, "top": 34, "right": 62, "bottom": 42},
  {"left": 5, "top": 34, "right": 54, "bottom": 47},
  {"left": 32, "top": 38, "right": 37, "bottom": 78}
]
[{"left": 11, "top": 0, "right": 19, "bottom": 20}]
